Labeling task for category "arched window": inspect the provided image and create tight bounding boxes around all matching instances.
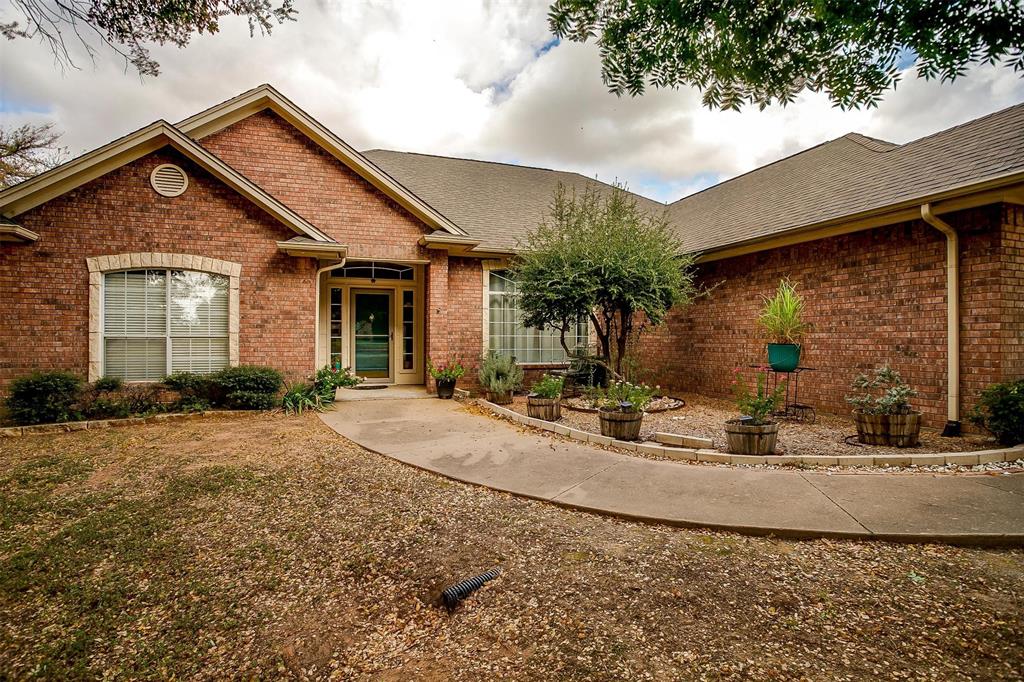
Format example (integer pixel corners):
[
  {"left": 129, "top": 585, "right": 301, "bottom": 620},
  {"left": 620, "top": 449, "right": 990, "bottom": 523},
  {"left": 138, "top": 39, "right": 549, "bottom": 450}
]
[{"left": 87, "top": 253, "right": 240, "bottom": 381}]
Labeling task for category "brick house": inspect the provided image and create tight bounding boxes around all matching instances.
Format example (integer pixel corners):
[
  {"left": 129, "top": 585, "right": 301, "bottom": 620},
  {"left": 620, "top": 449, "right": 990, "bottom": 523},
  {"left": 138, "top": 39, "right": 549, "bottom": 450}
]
[{"left": 1, "top": 85, "right": 1021, "bottom": 430}]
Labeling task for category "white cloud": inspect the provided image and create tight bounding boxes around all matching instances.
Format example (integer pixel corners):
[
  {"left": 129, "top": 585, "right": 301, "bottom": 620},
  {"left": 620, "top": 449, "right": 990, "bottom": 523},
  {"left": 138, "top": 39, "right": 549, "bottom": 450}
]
[{"left": 1, "top": 0, "right": 1021, "bottom": 201}]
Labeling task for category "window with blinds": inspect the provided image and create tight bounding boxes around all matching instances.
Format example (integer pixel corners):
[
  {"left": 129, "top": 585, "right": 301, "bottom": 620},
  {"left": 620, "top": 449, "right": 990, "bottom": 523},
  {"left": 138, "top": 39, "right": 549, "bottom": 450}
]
[
  {"left": 103, "top": 269, "right": 229, "bottom": 380},
  {"left": 487, "top": 270, "right": 588, "bottom": 364}
]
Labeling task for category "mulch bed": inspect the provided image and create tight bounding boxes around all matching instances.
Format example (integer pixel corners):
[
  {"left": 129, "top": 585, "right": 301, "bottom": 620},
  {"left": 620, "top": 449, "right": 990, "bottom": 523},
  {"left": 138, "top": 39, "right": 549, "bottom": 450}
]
[{"left": 506, "top": 392, "right": 1000, "bottom": 458}]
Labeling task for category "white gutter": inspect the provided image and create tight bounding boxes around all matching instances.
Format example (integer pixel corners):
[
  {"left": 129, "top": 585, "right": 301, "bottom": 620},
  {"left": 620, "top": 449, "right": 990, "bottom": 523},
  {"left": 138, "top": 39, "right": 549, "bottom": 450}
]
[
  {"left": 920, "top": 203, "right": 961, "bottom": 435},
  {"left": 313, "top": 258, "right": 346, "bottom": 371}
]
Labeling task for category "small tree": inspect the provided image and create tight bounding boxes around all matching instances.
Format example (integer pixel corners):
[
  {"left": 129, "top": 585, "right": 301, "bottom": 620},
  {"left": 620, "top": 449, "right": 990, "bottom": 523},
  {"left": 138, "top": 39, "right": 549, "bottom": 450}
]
[{"left": 511, "top": 183, "right": 697, "bottom": 379}]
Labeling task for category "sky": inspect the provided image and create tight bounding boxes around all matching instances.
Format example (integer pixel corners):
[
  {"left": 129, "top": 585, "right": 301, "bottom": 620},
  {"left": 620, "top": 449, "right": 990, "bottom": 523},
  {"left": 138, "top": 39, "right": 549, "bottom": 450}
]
[{"left": 2, "top": 0, "right": 1023, "bottom": 203}]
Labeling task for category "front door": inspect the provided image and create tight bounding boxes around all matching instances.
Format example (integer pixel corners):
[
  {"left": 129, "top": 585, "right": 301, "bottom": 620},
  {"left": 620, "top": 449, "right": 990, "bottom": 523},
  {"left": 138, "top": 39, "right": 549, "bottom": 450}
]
[{"left": 353, "top": 291, "right": 391, "bottom": 380}]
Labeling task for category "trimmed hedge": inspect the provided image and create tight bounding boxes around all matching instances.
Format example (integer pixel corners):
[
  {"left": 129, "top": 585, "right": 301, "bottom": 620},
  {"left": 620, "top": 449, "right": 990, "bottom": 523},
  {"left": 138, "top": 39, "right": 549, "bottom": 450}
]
[
  {"left": 5, "top": 371, "right": 83, "bottom": 425},
  {"left": 163, "top": 365, "right": 283, "bottom": 411}
]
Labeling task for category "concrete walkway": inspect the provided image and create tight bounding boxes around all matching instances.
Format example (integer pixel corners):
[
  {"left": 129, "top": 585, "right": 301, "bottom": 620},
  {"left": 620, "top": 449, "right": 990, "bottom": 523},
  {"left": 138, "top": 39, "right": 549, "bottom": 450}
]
[{"left": 320, "top": 399, "right": 1024, "bottom": 546}]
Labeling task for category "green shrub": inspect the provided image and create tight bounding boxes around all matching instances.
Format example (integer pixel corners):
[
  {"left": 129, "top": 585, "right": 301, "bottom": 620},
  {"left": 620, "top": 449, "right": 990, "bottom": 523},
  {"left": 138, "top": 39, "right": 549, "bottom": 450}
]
[
  {"left": 5, "top": 371, "right": 83, "bottom": 425},
  {"left": 163, "top": 371, "right": 213, "bottom": 395},
  {"left": 970, "top": 379, "right": 1024, "bottom": 446},
  {"left": 176, "top": 396, "right": 211, "bottom": 413},
  {"left": 846, "top": 365, "right": 916, "bottom": 415},
  {"left": 597, "top": 380, "right": 656, "bottom": 413},
  {"left": 282, "top": 383, "right": 325, "bottom": 415},
  {"left": 213, "top": 366, "right": 283, "bottom": 397},
  {"left": 93, "top": 376, "right": 123, "bottom": 392},
  {"left": 530, "top": 374, "right": 564, "bottom": 399},
  {"left": 224, "top": 390, "right": 278, "bottom": 411},
  {"left": 479, "top": 352, "right": 523, "bottom": 394},
  {"left": 313, "top": 365, "right": 360, "bottom": 401}
]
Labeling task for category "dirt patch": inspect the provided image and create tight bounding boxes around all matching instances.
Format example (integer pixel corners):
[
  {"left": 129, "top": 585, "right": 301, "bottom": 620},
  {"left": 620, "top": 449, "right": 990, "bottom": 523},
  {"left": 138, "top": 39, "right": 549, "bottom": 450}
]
[{"left": 1, "top": 413, "right": 1022, "bottom": 680}]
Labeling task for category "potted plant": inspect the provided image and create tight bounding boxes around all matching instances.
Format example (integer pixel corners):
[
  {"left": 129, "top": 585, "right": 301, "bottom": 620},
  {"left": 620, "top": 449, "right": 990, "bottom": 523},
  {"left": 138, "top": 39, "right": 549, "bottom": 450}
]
[
  {"left": 479, "top": 351, "right": 523, "bottom": 405},
  {"left": 758, "top": 279, "right": 807, "bottom": 372},
  {"left": 725, "top": 367, "right": 787, "bottom": 455},
  {"left": 427, "top": 359, "right": 465, "bottom": 399},
  {"left": 527, "top": 374, "right": 564, "bottom": 421},
  {"left": 597, "top": 381, "right": 655, "bottom": 441},
  {"left": 846, "top": 365, "right": 921, "bottom": 447}
]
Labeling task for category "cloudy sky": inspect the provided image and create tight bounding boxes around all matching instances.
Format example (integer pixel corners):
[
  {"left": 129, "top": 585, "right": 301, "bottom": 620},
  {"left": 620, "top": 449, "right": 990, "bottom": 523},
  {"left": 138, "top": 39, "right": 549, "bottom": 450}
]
[{"left": 2, "top": 0, "right": 1022, "bottom": 202}]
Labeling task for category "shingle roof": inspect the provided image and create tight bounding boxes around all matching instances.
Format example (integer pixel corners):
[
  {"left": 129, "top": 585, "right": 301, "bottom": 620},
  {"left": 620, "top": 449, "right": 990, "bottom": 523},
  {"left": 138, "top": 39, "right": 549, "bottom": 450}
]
[
  {"left": 362, "top": 150, "right": 666, "bottom": 251},
  {"left": 667, "top": 102, "right": 1024, "bottom": 252},
  {"left": 368, "top": 103, "right": 1024, "bottom": 255}
]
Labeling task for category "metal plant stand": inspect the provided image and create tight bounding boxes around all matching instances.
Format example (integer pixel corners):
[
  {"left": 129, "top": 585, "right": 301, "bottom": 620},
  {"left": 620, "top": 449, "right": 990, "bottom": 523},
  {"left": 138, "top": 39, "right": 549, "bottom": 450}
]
[{"left": 750, "top": 365, "right": 817, "bottom": 423}]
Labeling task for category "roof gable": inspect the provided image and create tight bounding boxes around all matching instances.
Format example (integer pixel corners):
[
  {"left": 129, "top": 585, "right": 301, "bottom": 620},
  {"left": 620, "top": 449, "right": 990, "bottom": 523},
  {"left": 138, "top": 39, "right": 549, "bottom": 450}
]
[
  {"left": 177, "top": 84, "right": 467, "bottom": 237},
  {"left": 0, "top": 121, "right": 332, "bottom": 243}
]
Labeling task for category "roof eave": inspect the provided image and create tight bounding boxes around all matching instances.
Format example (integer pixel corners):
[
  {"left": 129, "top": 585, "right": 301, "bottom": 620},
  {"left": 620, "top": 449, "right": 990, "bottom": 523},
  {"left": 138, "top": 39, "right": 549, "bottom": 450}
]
[
  {"left": 0, "top": 222, "right": 39, "bottom": 242},
  {"left": 276, "top": 239, "right": 348, "bottom": 260},
  {"left": 696, "top": 171, "right": 1024, "bottom": 263}
]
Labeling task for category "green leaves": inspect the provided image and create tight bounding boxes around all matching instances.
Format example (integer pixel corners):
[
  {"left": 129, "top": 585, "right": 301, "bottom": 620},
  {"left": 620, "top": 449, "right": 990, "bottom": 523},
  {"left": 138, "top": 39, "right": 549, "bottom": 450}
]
[
  {"left": 758, "top": 279, "right": 807, "bottom": 344},
  {"left": 511, "top": 182, "right": 697, "bottom": 375},
  {"left": 548, "top": 0, "right": 1024, "bottom": 110}
]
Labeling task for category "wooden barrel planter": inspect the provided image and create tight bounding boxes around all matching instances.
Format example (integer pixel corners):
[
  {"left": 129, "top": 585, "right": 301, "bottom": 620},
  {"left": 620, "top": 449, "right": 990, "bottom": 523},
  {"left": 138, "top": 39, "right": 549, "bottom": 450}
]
[
  {"left": 486, "top": 390, "right": 513, "bottom": 405},
  {"left": 527, "top": 395, "right": 561, "bottom": 421},
  {"left": 599, "top": 409, "right": 644, "bottom": 441},
  {"left": 724, "top": 419, "right": 780, "bottom": 455},
  {"left": 854, "top": 411, "right": 921, "bottom": 447}
]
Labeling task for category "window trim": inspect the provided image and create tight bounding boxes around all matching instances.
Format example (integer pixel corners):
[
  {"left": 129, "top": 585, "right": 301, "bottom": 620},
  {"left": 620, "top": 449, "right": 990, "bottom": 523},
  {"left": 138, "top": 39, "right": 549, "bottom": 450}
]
[
  {"left": 86, "top": 253, "right": 241, "bottom": 381},
  {"left": 481, "top": 260, "right": 588, "bottom": 366}
]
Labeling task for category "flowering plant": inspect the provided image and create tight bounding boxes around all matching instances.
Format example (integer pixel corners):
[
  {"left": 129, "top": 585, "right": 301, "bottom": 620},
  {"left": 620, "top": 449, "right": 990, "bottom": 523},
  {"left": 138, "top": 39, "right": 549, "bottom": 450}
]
[
  {"left": 731, "top": 367, "right": 786, "bottom": 425},
  {"left": 592, "top": 380, "right": 656, "bottom": 412},
  {"left": 427, "top": 358, "right": 466, "bottom": 382}
]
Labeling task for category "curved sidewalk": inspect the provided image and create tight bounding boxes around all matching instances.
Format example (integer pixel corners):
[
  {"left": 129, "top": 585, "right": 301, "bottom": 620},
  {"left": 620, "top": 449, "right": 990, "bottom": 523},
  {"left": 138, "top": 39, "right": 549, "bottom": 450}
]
[{"left": 320, "top": 399, "right": 1024, "bottom": 546}]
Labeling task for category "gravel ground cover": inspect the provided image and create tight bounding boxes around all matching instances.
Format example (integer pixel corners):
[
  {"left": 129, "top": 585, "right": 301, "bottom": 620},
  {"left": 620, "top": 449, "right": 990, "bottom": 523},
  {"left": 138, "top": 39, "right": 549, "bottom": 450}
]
[
  {"left": 508, "top": 392, "right": 1000, "bottom": 457},
  {"left": 1, "top": 412, "right": 1022, "bottom": 680}
]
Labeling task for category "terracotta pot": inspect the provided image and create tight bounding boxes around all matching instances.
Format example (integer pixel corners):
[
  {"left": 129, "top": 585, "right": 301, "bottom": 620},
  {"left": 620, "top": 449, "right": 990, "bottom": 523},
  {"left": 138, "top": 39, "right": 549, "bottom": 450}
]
[
  {"left": 527, "top": 395, "right": 561, "bottom": 421},
  {"left": 724, "top": 419, "right": 780, "bottom": 455},
  {"left": 853, "top": 410, "right": 921, "bottom": 447},
  {"left": 487, "top": 389, "right": 513, "bottom": 405},
  {"left": 599, "top": 408, "right": 643, "bottom": 441}
]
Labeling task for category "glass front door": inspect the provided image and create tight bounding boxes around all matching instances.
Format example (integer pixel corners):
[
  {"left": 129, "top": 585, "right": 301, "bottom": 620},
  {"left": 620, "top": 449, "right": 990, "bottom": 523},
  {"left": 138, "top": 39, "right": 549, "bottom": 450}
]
[{"left": 353, "top": 291, "right": 391, "bottom": 379}]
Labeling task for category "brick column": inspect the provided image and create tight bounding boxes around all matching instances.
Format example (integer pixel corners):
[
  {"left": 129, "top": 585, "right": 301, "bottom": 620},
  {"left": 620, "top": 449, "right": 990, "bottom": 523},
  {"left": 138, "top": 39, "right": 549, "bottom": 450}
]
[{"left": 425, "top": 250, "right": 450, "bottom": 392}]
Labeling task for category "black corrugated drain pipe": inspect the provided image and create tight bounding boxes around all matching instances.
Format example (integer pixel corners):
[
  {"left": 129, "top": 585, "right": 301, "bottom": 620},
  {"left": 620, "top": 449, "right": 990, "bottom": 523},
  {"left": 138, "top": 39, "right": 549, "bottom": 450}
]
[{"left": 442, "top": 567, "right": 501, "bottom": 611}]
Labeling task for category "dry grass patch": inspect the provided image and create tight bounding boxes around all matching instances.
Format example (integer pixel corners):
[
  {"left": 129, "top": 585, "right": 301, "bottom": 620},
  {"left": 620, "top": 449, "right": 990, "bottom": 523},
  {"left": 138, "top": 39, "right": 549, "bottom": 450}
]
[{"left": 1, "top": 413, "right": 1022, "bottom": 680}]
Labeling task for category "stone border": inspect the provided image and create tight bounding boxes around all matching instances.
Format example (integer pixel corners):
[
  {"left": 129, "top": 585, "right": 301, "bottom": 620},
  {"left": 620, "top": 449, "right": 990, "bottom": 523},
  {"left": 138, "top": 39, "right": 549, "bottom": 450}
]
[
  {"left": 86, "top": 252, "right": 242, "bottom": 381},
  {"left": 481, "top": 400, "right": 1024, "bottom": 468},
  {"left": 0, "top": 410, "right": 246, "bottom": 438}
]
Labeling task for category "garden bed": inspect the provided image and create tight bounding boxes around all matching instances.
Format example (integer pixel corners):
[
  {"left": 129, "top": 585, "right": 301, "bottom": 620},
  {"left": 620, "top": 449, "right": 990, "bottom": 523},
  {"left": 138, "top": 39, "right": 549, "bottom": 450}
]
[
  {"left": 504, "top": 392, "right": 1000, "bottom": 459},
  {"left": 562, "top": 395, "right": 684, "bottom": 413}
]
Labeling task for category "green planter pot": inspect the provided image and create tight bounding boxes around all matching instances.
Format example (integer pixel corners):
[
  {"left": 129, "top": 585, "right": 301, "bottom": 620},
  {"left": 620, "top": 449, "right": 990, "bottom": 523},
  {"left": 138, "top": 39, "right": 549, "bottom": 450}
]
[{"left": 767, "top": 343, "right": 801, "bottom": 372}]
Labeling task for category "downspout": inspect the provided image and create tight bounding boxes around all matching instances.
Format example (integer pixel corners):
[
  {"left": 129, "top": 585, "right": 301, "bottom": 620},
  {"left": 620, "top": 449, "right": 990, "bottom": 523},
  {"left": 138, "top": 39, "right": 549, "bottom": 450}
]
[
  {"left": 920, "top": 203, "right": 961, "bottom": 436},
  {"left": 313, "top": 258, "right": 346, "bottom": 370}
]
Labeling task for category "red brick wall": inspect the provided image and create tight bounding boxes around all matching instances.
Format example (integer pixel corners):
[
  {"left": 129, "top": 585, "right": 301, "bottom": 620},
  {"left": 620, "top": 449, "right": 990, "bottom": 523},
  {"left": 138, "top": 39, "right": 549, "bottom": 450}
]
[
  {"left": 202, "top": 110, "right": 431, "bottom": 261},
  {"left": 637, "top": 206, "right": 1015, "bottom": 428},
  {"left": 448, "top": 257, "right": 485, "bottom": 391},
  {"left": 0, "top": 148, "right": 317, "bottom": 389},
  {"left": 1001, "top": 205, "right": 1024, "bottom": 381}
]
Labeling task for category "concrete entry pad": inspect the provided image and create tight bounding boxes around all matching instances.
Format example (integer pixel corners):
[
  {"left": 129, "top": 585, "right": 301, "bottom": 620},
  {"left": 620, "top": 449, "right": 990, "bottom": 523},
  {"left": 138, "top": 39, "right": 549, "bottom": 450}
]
[{"left": 320, "top": 399, "right": 1024, "bottom": 546}]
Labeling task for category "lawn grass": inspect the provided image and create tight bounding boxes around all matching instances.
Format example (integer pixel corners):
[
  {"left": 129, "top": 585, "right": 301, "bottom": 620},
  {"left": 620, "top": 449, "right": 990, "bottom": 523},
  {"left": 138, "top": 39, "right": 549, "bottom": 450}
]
[{"left": 1, "top": 413, "right": 1022, "bottom": 680}]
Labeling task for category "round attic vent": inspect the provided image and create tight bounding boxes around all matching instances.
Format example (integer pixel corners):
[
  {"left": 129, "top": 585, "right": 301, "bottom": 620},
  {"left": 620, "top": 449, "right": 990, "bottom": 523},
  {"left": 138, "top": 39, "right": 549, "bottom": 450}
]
[{"left": 150, "top": 164, "right": 188, "bottom": 197}]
